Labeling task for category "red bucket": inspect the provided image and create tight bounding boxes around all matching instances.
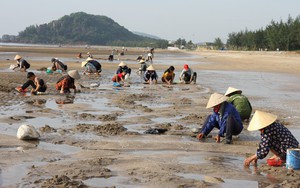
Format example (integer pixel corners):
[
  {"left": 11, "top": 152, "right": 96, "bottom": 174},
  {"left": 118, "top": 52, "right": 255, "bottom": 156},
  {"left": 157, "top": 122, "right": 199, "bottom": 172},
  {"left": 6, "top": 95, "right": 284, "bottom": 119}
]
[{"left": 267, "top": 158, "right": 283, "bottom": 166}]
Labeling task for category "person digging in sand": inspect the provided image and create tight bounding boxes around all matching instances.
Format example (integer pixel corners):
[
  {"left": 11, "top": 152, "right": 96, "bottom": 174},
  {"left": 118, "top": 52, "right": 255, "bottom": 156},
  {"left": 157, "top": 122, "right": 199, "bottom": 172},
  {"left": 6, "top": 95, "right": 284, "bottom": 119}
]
[
  {"left": 81, "top": 57, "right": 102, "bottom": 75},
  {"left": 197, "top": 93, "right": 243, "bottom": 144},
  {"left": 244, "top": 110, "right": 299, "bottom": 166},
  {"left": 14, "top": 55, "right": 30, "bottom": 72},
  {"left": 51, "top": 58, "right": 67, "bottom": 72},
  {"left": 225, "top": 87, "right": 252, "bottom": 121},
  {"left": 16, "top": 72, "right": 47, "bottom": 95},
  {"left": 179, "top": 64, "right": 197, "bottom": 84},
  {"left": 161, "top": 66, "right": 175, "bottom": 85},
  {"left": 144, "top": 65, "right": 158, "bottom": 84},
  {"left": 112, "top": 71, "right": 127, "bottom": 87},
  {"left": 56, "top": 70, "right": 80, "bottom": 94}
]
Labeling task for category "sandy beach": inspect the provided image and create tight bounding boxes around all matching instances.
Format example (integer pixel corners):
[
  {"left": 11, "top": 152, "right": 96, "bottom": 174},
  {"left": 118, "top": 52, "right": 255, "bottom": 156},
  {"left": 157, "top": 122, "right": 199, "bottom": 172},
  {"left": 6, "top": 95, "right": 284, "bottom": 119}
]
[{"left": 0, "top": 45, "right": 300, "bottom": 188}]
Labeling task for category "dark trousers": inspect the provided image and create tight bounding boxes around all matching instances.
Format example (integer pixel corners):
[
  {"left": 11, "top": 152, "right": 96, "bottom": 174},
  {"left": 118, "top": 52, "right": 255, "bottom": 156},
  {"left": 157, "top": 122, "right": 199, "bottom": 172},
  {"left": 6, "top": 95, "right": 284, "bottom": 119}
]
[
  {"left": 22, "top": 80, "right": 36, "bottom": 90},
  {"left": 226, "top": 114, "right": 242, "bottom": 141},
  {"left": 183, "top": 72, "right": 197, "bottom": 83},
  {"left": 21, "top": 80, "right": 47, "bottom": 92}
]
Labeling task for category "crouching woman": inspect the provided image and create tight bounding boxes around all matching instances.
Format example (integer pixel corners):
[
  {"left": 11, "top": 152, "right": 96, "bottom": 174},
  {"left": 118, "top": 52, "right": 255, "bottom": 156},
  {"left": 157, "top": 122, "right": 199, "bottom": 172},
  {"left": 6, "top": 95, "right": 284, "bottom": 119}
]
[
  {"left": 244, "top": 110, "right": 299, "bottom": 166},
  {"left": 56, "top": 70, "right": 80, "bottom": 94}
]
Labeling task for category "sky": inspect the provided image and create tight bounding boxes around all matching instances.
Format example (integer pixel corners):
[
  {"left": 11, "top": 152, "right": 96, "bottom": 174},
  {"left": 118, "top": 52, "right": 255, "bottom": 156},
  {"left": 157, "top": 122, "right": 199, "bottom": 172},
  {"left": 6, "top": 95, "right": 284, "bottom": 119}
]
[{"left": 1, "top": 0, "right": 299, "bottom": 43}]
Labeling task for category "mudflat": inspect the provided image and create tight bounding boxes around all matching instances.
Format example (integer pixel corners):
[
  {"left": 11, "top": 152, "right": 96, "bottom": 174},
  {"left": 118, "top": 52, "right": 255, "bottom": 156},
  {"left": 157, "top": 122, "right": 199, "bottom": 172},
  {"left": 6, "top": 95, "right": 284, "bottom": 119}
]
[{"left": 0, "top": 45, "right": 299, "bottom": 187}]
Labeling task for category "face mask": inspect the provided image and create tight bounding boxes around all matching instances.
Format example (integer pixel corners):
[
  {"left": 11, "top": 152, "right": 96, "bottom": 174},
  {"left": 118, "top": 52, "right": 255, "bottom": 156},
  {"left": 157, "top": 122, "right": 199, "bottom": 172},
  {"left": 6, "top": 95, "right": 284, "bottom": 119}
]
[{"left": 213, "top": 104, "right": 221, "bottom": 113}]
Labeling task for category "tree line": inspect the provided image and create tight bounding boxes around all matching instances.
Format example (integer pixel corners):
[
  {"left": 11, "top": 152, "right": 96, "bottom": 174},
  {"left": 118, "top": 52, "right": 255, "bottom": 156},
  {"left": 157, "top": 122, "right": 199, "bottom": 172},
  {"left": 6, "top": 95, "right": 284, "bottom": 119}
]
[{"left": 215, "top": 15, "right": 300, "bottom": 51}]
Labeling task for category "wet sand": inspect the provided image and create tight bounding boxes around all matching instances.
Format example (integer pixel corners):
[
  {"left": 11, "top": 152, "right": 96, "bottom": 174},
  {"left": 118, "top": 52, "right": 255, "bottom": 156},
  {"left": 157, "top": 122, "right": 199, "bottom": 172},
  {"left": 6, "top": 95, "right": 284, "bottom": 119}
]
[{"left": 0, "top": 45, "right": 300, "bottom": 187}]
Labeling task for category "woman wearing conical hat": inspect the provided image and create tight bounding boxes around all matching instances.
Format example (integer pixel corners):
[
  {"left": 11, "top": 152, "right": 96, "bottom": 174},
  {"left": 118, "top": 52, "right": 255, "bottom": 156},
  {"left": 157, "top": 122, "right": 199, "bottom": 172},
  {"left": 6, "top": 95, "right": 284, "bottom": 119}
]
[
  {"left": 225, "top": 87, "right": 252, "bottom": 121},
  {"left": 137, "top": 59, "right": 147, "bottom": 76},
  {"left": 196, "top": 93, "right": 243, "bottom": 144},
  {"left": 244, "top": 110, "right": 299, "bottom": 166},
  {"left": 82, "top": 57, "right": 102, "bottom": 75},
  {"left": 56, "top": 70, "right": 81, "bottom": 94},
  {"left": 14, "top": 55, "right": 30, "bottom": 72},
  {"left": 116, "top": 61, "right": 131, "bottom": 75},
  {"left": 144, "top": 65, "right": 158, "bottom": 84}
]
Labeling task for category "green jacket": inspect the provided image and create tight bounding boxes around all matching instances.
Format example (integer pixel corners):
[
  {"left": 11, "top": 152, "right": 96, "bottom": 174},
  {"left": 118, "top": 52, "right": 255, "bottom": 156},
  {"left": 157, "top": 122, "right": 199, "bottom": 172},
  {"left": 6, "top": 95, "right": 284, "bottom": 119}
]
[{"left": 227, "top": 93, "right": 252, "bottom": 120}]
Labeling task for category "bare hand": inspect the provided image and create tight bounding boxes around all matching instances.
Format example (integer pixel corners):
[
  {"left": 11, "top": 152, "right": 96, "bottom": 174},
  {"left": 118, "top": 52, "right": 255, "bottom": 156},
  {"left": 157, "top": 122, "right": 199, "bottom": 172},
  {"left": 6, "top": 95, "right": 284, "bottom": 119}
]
[
  {"left": 244, "top": 155, "right": 257, "bottom": 167},
  {"left": 214, "top": 135, "right": 221, "bottom": 142},
  {"left": 196, "top": 133, "right": 204, "bottom": 140}
]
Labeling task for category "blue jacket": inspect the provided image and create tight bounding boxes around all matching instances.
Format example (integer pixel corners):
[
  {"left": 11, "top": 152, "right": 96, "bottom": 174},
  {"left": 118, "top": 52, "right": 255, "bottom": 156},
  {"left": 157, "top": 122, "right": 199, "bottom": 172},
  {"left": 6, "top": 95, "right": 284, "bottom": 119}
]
[{"left": 201, "top": 102, "right": 243, "bottom": 137}]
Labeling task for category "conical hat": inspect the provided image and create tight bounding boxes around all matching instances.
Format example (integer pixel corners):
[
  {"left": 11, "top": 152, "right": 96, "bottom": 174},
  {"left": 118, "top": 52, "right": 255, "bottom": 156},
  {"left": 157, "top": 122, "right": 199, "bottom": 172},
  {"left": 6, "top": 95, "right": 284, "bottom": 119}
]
[
  {"left": 247, "top": 110, "right": 277, "bottom": 131},
  {"left": 81, "top": 57, "right": 93, "bottom": 67},
  {"left": 68, "top": 70, "right": 81, "bottom": 80},
  {"left": 206, "top": 93, "right": 228, "bottom": 109},
  {"left": 225, "top": 87, "right": 242, "bottom": 96},
  {"left": 139, "top": 59, "right": 145, "bottom": 64},
  {"left": 118, "top": 61, "right": 127, "bottom": 66},
  {"left": 14, "top": 55, "right": 22, "bottom": 60},
  {"left": 146, "top": 65, "right": 155, "bottom": 71}
]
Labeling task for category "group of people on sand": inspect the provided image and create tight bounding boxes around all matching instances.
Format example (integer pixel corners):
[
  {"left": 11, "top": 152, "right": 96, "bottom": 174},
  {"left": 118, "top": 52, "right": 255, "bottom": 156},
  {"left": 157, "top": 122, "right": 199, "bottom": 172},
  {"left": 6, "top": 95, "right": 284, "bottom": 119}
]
[
  {"left": 111, "top": 59, "right": 197, "bottom": 87},
  {"left": 14, "top": 55, "right": 80, "bottom": 95},
  {"left": 16, "top": 70, "right": 80, "bottom": 95},
  {"left": 13, "top": 53, "right": 299, "bottom": 168},
  {"left": 195, "top": 87, "right": 299, "bottom": 167}
]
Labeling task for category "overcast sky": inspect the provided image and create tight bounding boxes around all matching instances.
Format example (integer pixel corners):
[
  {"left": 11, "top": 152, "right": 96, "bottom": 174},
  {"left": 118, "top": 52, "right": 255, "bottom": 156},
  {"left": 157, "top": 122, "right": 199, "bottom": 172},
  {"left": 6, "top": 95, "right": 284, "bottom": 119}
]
[{"left": 1, "top": 0, "right": 299, "bottom": 43}]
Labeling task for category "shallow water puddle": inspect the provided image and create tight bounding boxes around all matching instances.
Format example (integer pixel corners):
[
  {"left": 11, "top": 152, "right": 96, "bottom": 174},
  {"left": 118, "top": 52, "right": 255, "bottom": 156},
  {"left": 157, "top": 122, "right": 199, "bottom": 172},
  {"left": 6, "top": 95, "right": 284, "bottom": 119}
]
[
  {"left": 124, "top": 123, "right": 147, "bottom": 134},
  {"left": 38, "top": 142, "right": 81, "bottom": 155},
  {"left": 135, "top": 101, "right": 172, "bottom": 108},
  {"left": 45, "top": 95, "right": 121, "bottom": 113},
  {"left": 178, "top": 152, "right": 245, "bottom": 170},
  {"left": 200, "top": 70, "right": 300, "bottom": 116},
  {"left": 151, "top": 116, "right": 181, "bottom": 124},
  {"left": 0, "top": 162, "right": 46, "bottom": 187},
  {"left": 176, "top": 173, "right": 258, "bottom": 187},
  {"left": 83, "top": 176, "right": 140, "bottom": 188}
]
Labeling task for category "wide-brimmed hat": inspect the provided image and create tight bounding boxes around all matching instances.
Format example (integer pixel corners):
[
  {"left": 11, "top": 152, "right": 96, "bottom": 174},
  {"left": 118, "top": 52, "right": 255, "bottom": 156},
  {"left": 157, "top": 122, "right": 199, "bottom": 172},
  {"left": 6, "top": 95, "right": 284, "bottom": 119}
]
[
  {"left": 139, "top": 59, "right": 145, "bottom": 64},
  {"left": 118, "top": 61, "right": 127, "bottom": 66},
  {"left": 146, "top": 65, "right": 155, "bottom": 71},
  {"left": 225, "top": 87, "right": 242, "bottom": 96},
  {"left": 81, "top": 57, "right": 93, "bottom": 67},
  {"left": 247, "top": 110, "right": 277, "bottom": 131},
  {"left": 68, "top": 70, "right": 80, "bottom": 79},
  {"left": 14, "top": 55, "right": 22, "bottom": 60},
  {"left": 206, "top": 93, "right": 228, "bottom": 109}
]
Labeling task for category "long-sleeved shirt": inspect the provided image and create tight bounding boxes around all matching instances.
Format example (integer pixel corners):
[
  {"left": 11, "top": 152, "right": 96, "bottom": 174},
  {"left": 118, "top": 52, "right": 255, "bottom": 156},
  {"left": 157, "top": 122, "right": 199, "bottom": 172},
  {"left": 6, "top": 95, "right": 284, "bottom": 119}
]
[
  {"left": 179, "top": 68, "right": 194, "bottom": 80},
  {"left": 55, "top": 76, "right": 75, "bottom": 92},
  {"left": 201, "top": 102, "right": 243, "bottom": 137},
  {"left": 256, "top": 122, "right": 299, "bottom": 160},
  {"left": 144, "top": 70, "right": 158, "bottom": 81},
  {"left": 227, "top": 93, "right": 252, "bottom": 120}
]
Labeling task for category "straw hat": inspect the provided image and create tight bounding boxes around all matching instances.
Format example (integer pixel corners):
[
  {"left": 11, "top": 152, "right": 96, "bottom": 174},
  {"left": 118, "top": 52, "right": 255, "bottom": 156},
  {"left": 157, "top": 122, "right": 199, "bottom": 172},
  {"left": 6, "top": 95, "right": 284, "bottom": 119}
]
[
  {"left": 139, "top": 59, "right": 145, "bottom": 64},
  {"left": 146, "top": 65, "right": 155, "bottom": 71},
  {"left": 225, "top": 87, "right": 242, "bottom": 96},
  {"left": 68, "top": 70, "right": 80, "bottom": 80},
  {"left": 118, "top": 61, "right": 127, "bottom": 66},
  {"left": 206, "top": 93, "right": 228, "bottom": 109},
  {"left": 14, "top": 55, "right": 22, "bottom": 60},
  {"left": 81, "top": 57, "right": 93, "bottom": 67},
  {"left": 247, "top": 110, "right": 277, "bottom": 131}
]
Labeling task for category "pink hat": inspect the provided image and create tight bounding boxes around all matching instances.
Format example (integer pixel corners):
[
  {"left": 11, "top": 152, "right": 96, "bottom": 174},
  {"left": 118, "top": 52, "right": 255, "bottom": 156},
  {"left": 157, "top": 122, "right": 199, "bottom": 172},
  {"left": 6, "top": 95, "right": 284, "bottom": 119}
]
[{"left": 183, "top": 64, "right": 189, "bottom": 70}]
